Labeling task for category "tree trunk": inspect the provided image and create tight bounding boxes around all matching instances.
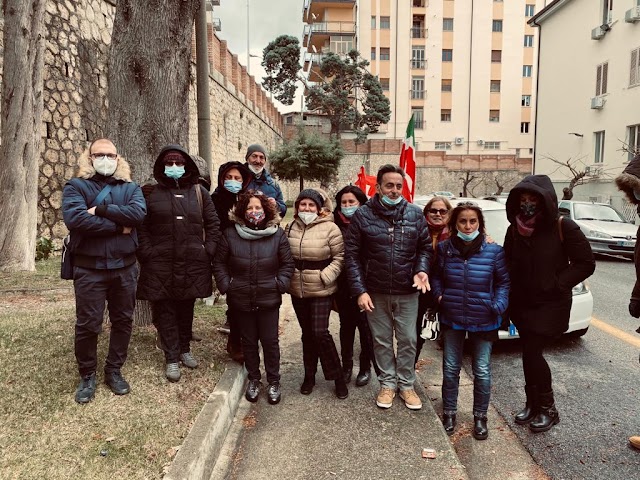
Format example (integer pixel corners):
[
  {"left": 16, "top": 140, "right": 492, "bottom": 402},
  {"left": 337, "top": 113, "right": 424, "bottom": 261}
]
[
  {"left": 0, "top": 1, "right": 46, "bottom": 272},
  {"left": 107, "top": 0, "right": 200, "bottom": 325},
  {"left": 299, "top": 175, "right": 304, "bottom": 192}
]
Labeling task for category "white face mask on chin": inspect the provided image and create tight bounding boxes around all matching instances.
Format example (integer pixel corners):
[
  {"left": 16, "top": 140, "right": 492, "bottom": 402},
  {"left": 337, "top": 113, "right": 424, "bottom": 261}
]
[
  {"left": 248, "top": 164, "right": 264, "bottom": 176},
  {"left": 93, "top": 156, "right": 118, "bottom": 176}
]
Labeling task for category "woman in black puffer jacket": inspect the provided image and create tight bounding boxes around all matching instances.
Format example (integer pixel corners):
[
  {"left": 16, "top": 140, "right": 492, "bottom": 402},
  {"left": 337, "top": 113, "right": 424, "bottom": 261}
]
[
  {"left": 213, "top": 191, "right": 294, "bottom": 405},
  {"left": 137, "top": 145, "right": 220, "bottom": 382}
]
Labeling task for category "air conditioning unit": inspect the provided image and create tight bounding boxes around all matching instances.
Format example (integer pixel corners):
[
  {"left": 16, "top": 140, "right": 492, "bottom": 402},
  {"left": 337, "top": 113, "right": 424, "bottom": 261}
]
[
  {"left": 454, "top": 137, "right": 464, "bottom": 145},
  {"left": 626, "top": 6, "right": 640, "bottom": 22},
  {"left": 590, "top": 96, "right": 605, "bottom": 109},
  {"left": 477, "top": 139, "right": 484, "bottom": 146},
  {"left": 585, "top": 166, "right": 603, "bottom": 176},
  {"left": 591, "top": 25, "right": 607, "bottom": 40}
]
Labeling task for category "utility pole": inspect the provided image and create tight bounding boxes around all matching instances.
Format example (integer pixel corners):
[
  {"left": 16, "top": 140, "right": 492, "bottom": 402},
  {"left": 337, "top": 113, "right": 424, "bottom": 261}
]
[
  {"left": 195, "top": 0, "right": 212, "bottom": 169},
  {"left": 246, "top": 0, "right": 250, "bottom": 74}
]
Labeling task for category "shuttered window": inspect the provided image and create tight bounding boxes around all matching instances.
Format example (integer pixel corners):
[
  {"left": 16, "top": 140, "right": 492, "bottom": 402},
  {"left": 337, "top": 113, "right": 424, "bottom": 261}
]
[
  {"left": 596, "top": 62, "right": 608, "bottom": 96},
  {"left": 631, "top": 48, "right": 640, "bottom": 87}
]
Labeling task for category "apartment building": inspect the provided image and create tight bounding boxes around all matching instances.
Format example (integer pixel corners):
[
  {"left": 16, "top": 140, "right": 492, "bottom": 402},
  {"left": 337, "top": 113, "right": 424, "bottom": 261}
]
[
  {"left": 302, "top": 0, "right": 545, "bottom": 158},
  {"left": 530, "top": 0, "right": 640, "bottom": 207}
]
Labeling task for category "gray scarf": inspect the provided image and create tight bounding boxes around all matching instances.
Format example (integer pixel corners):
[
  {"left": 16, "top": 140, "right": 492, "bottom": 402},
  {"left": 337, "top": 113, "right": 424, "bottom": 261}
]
[{"left": 234, "top": 223, "right": 278, "bottom": 240}]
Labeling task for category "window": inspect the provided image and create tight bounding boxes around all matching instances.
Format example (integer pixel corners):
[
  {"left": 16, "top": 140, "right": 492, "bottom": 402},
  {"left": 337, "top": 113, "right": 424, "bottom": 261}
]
[
  {"left": 411, "top": 46, "right": 425, "bottom": 68},
  {"left": 524, "top": 35, "right": 534, "bottom": 47},
  {"left": 371, "top": 48, "right": 376, "bottom": 60},
  {"left": 627, "top": 124, "right": 640, "bottom": 161},
  {"left": 443, "top": 18, "right": 454, "bottom": 31},
  {"left": 435, "top": 142, "right": 452, "bottom": 150},
  {"left": 492, "top": 20, "right": 503, "bottom": 32},
  {"left": 525, "top": 4, "right": 535, "bottom": 16},
  {"left": 412, "top": 17, "right": 426, "bottom": 38},
  {"left": 491, "top": 50, "right": 502, "bottom": 63},
  {"left": 441, "top": 79, "right": 452, "bottom": 92},
  {"left": 594, "top": 131, "right": 605, "bottom": 163},
  {"left": 330, "top": 36, "right": 353, "bottom": 54},
  {"left": 412, "top": 108, "right": 424, "bottom": 129},
  {"left": 489, "top": 110, "right": 500, "bottom": 122},
  {"left": 630, "top": 47, "right": 640, "bottom": 87},
  {"left": 442, "top": 49, "right": 453, "bottom": 62},
  {"left": 286, "top": 116, "right": 293, "bottom": 125},
  {"left": 523, "top": 65, "right": 532, "bottom": 77},
  {"left": 484, "top": 141, "right": 501, "bottom": 150},
  {"left": 521, "top": 95, "right": 531, "bottom": 106},
  {"left": 596, "top": 62, "right": 608, "bottom": 96},
  {"left": 380, "top": 48, "right": 390, "bottom": 61},
  {"left": 371, "top": 16, "right": 376, "bottom": 29},
  {"left": 602, "top": 0, "right": 613, "bottom": 24},
  {"left": 490, "top": 80, "right": 501, "bottom": 92},
  {"left": 413, "top": 0, "right": 425, "bottom": 6},
  {"left": 520, "top": 122, "right": 530, "bottom": 133},
  {"left": 412, "top": 77, "right": 425, "bottom": 99},
  {"left": 380, "top": 78, "right": 390, "bottom": 90},
  {"left": 441, "top": 109, "right": 452, "bottom": 122},
  {"left": 380, "top": 16, "right": 391, "bottom": 29}
]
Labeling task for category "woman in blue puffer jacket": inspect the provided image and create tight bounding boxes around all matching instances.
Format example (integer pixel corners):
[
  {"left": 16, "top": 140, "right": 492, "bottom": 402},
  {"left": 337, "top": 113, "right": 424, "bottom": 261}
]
[{"left": 431, "top": 201, "right": 509, "bottom": 441}]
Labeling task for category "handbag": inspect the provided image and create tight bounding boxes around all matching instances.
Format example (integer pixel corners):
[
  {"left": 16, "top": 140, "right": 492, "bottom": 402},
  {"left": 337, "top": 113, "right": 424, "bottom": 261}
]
[
  {"left": 420, "top": 308, "right": 440, "bottom": 341},
  {"left": 60, "top": 184, "right": 113, "bottom": 280}
]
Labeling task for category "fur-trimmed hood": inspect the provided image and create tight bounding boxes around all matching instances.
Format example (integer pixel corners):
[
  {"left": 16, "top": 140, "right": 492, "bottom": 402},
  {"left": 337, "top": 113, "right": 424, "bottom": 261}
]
[
  {"left": 615, "top": 153, "right": 640, "bottom": 205},
  {"left": 75, "top": 149, "right": 133, "bottom": 182}
]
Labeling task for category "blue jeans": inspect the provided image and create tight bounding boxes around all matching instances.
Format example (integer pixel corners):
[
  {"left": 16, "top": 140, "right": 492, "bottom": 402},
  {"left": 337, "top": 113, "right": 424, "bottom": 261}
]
[{"left": 441, "top": 328, "right": 493, "bottom": 417}]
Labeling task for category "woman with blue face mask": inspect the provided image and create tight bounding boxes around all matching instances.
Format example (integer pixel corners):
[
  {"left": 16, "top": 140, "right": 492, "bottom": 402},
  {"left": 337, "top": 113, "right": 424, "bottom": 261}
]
[
  {"left": 431, "top": 202, "right": 510, "bottom": 440},
  {"left": 333, "top": 185, "right": 378, "bottom": 387}
]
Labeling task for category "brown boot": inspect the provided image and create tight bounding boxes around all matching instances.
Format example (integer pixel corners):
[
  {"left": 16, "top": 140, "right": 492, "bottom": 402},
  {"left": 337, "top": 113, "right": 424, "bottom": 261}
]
[{"left": 226, "top": 336, "right": 244, "bottom": 364}]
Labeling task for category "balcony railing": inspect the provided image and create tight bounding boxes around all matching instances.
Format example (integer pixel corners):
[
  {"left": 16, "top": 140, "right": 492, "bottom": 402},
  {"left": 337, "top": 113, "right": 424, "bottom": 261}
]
[
  {"left": 310, "top": 21, "right": 356, "bottom": 34},
  {"left": 414, "top": 120, "right": 424, "bottom": 129},
  {"left": 411, "top": 27, "right": 427, "bottom": 38},
  {"left": 411, "top": 90, "right": 425, "bottom": 99},
  {"left": 410, "top": 59, "right": 426, "bottom": 69}
]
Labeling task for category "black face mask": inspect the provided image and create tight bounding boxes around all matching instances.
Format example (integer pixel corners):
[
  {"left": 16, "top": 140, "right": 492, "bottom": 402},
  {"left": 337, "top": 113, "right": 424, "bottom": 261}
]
[{"left": 520, "top": 202, "right": 537, "bottom": 217}]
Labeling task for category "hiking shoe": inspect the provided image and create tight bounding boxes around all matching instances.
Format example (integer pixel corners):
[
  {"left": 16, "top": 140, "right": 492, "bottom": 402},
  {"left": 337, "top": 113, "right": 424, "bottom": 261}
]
[
  {"left": 75, "top": 372, "right": 96, "bottom": 404},
  {"left": 104, "top": 371, "right": 130, "bottom": 395},
  {"left": 245, "top": 379, "right": 261, "bottom": 403},
  {"left": 376, "top": 387, "right": 396, "bottom": 409},
  {"left": 267, "top": 382, "right": 282, "bottom": 405},
  {"left": 399, "top": 389, "right": 422, "bottom": 410},
  {"left": 180, "top": 352, "right": 199, "bottom": 369},
  {"left": 165, "top": 363, "right": 181, "bottom": 382}
]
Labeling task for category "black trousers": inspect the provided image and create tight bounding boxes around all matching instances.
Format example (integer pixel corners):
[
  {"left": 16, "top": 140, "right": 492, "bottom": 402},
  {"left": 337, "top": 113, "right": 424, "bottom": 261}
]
[
  {"left": 73, "top": 264, "right": 137, "bottom": 377},
  {"left": 518, "top": 328, "right": 554, "bottom": 391},
  {"left": 292, "top": 296, "right": 342, "bottom": 381},
  {"left": 335, "top": 292, "right": 376, "bottom": 373},
  {"left": 152, "top": 298, "right": 196, "bottom": 364},
  {"left": 237, "top": 308, "right": 281, "bottom": 384},
  {"left": 227, "top": 308, "right": 242, "bottom": 351}
]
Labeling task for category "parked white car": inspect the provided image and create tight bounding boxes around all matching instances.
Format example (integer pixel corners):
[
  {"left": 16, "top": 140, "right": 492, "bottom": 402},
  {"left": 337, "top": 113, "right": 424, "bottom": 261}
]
[{"left": 413, "top": 197, "right": 594, "bottom": 339}]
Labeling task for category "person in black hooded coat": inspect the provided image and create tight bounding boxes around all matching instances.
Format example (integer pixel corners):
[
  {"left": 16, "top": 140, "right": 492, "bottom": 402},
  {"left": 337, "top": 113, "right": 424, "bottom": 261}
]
[
  {"left": 504, "top": 174, "right": 594, "bottom": 433},
  {"left": 137, "top": 145, "right": 220, "bottom": 382}
]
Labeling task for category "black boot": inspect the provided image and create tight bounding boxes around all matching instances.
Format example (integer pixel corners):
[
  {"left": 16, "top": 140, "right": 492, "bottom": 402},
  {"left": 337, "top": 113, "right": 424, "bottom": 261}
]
[
  {"left": 473, "top": 415, "right": 488, "bottom": 440},
  {"left": 343, "top": 366, "right": 353, "bottom": 384},
  {"left": 300, "top": 374, "right": 315, "bottom": 395},
  {"left": 335, "top": 377, "right": 349, "bottom": 399},
  {"left": 515, "top": 385, "right": 538, "bottom": 425},
  {"left": 355, "top": 369, "right": 371, "bottom": 387},
  {"left": 442, "top": 413, "right": 456, "bottom": 435},
  {"left": 529, "top": 390, "right": 559, "bottom": 433}
]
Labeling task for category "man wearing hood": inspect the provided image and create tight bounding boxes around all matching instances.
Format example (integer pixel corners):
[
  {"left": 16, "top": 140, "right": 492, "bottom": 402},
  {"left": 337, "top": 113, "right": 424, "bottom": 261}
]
[
  {"left": 62, "top": 138, "right": 147, "bottom": 404},
  {"left": 504, "top": 174, "right": 594, "bottom": 433},
  {"left": 136, "top": 145, "right": 220, "bottom": 382},
  {"left": 614, "top": 153, "right": 640, "bottom": 450},
  {"left": 244, "top": 144, "right": 287, "bottom": 217}
]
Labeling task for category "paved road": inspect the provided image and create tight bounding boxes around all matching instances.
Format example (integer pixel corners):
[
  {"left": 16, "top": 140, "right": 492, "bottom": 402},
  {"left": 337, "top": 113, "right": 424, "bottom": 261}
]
[{"left": 485, "top": 255, "right": 640, "bottom": 480}]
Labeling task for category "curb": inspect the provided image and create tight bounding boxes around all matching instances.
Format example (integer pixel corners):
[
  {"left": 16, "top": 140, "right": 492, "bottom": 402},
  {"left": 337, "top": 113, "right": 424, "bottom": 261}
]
[{"left": 164, "top": 361, "right": 246, "bottom": 480}]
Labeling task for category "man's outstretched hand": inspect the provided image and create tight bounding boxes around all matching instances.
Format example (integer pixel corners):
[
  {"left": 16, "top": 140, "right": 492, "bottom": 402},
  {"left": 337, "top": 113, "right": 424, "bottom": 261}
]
[{"left": 413, "top": 272, "right": 430, "bottom": 294}]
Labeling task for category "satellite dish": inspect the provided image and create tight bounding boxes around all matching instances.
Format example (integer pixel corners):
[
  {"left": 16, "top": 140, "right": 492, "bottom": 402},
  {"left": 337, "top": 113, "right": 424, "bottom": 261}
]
[
  {"left": 311, "top": 45, "right": 317, "bottom": 53},
  {"left": 311, "top": 13, "right": 318, "bottom": 20}
]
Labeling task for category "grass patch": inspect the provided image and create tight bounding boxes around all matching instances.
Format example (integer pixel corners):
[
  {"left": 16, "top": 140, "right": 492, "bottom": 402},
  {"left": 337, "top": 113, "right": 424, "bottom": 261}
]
[{"left": 0, "top": 260, "right": 228, "bottom": 479}]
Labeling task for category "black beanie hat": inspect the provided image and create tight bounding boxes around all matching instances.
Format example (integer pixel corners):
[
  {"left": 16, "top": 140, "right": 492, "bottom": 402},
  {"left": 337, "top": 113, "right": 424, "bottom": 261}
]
[
  {"left": 296, "top": 189, "right": 324, "bottom": 209},
  {"left": 245, "top": 144, "right": 267, "bottom": 161}
]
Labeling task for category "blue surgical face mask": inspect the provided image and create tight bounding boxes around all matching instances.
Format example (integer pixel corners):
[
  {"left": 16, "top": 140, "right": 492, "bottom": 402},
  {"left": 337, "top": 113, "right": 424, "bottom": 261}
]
[
  {"left": 381, "top": 194, "right": 403, "bottom": 207},
  {"left": 165, "top": 165, "right": 185, "bottom": 180},
  {"left": 224, "top": 179, "right": 242, "bottom": 194},
  {"left": 457, "top": 229, "right": 480, "bottom": 242},
  {"left": 341, "top": 206, "right": 358, "bottom": 217}
]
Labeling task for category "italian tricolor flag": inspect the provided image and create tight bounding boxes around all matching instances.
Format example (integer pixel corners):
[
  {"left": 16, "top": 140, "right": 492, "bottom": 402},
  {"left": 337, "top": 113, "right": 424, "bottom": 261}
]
[{"left": 399, "top": 116, "right": 416, "bottom": 203}]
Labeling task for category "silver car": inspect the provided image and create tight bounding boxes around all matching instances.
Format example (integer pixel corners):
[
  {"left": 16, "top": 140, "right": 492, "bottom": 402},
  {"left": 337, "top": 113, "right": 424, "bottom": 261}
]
[{"left": 558, "top": 200, "right": 636, "bottom": 259}]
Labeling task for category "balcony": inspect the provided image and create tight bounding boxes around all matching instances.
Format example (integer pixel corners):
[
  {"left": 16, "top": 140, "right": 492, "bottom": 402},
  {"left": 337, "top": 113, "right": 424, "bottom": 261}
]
[
  {"left": 303, "top": 52, "right": 326, "bottom": 82},
  {"left": 303, "top": 0, "right": 356, "bottom": 22},
  {"left": 411, "top": 90, "right": 425, "bottom": 100},
  {"left": 410, "top": 59, "right": 426, "bottom": 69},
  {"left": 411, "top": 27, "right": 427, "bottom": 39},
  {"left": 303, "top": 21, "right": 356, "bottom": 48}
]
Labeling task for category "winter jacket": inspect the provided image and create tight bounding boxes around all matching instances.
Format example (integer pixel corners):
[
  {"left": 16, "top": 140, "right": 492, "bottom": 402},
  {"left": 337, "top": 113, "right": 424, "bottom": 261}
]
[
  {"left": 211, "top": 161, "right": 252, "bottom": 231},
  {"left": 345, "top": 195, "right": 432, "bottom": 296},
  {"left": 213, "top": 212, "right": 294, "bottom": 312},
  {"left": 504, "top": 175, "right": 595, "bottom": 336},
  {"left": 136, "top": 144, "right": 220, "bottom": 301},
  {"left": 286, "top": 207, "right": 344, "bottom": 299},
  {"left": 432, "top": 237, "right": 510, "bottom": 332},
  {"left": 245, "top": 167, "right": 287, "bottom": 216},
  {"left": 62, "top": 153, "right": 146, "bottom": 270}
]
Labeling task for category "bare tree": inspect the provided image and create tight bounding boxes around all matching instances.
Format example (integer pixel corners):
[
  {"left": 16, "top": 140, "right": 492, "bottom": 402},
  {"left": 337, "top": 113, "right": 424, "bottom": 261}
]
[
  {"left": 540, "top": 154, "right": 618, "bottom": 200},
  {"left": 458, "top": 171, "right": 477, "bottom": 197},
  {"left": 0, "top": 1, "right": 46, "bottom": 272}
]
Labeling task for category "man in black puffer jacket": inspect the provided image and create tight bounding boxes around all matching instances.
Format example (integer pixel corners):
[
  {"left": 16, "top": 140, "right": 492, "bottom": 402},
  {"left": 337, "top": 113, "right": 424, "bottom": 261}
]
[{"left": 345, "top": 164, "right": 432, "bottom": 411}]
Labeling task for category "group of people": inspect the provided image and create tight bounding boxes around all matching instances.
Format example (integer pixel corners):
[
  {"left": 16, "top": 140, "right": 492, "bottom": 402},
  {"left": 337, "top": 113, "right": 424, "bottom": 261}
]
[{"left": 66, "top": 136, "right": 631, "bottom": 445}]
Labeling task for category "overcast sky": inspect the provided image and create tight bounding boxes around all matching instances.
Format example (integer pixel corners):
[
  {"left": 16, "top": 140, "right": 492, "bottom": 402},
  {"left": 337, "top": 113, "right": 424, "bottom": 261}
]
[{"left": 214, "top": 0, "right": 304, "bottom": 113}]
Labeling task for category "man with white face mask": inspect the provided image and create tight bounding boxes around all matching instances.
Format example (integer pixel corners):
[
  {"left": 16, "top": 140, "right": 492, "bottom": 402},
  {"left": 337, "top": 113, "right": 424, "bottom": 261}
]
[
  {"left": 62, "top": 138, "right": 147, "bottom": 404},
  {"left": 244, "top": 144, "right": 287, "bottom": 217}
]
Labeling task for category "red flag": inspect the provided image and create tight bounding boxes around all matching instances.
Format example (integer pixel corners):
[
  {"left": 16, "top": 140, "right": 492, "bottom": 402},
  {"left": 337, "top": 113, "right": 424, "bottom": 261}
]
[
  {"left": 399, "top": 116, "right": 416, "bottom": 203},
  {"left": 355, "top": 165, "right": 377, "bottom": 198}
]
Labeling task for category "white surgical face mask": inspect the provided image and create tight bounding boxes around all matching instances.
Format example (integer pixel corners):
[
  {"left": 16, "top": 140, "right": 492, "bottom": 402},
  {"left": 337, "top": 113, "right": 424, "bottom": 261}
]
[
  {"left": 298, "top": 211, "right": 318, "bottom": 225},
  {"left": 93, "top": 156, "right": 117, "bottom": 176},
  {"left": 248, "top": 164, "right": 264, "bottom": 176}
]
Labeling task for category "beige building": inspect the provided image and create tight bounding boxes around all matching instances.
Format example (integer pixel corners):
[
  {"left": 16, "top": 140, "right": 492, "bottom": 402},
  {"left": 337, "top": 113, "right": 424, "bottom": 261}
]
[
  {"left": 530, "top": 0, "right": 640, "bottom": 208},
  {"left": 302, "top": 0, "right": 544, "bottom": 160}
]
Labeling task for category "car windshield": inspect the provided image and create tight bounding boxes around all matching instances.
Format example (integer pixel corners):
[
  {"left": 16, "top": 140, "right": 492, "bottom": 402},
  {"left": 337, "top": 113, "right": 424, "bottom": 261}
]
[{"left": 574, "top": 204, "right": 626, "bottom": 222}]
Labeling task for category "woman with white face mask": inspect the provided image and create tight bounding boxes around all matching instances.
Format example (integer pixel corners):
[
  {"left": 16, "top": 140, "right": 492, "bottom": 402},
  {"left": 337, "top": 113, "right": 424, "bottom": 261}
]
[{"left": 285, "top": 188, "right": 348, "bottom": 399}]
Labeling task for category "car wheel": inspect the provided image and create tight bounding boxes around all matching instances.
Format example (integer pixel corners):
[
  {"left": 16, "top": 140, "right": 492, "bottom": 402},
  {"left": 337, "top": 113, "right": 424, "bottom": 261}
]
[{"left": 568, "top": 327, "right": 589, "bottom": 337}]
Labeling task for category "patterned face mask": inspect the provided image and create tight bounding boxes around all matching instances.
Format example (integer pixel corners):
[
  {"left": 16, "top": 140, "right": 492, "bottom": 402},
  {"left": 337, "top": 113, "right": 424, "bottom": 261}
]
[
  {"left": 245, "top": 210, "right": 265, "bottom": 225},
  {"left": 520, "top": 202, "right": 537, "bottom": 217}
]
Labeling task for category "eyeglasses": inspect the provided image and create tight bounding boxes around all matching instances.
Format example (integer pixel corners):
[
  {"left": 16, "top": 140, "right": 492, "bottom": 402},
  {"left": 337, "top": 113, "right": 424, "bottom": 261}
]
[
  {"left": 91, "top": 153, "right": 117, "bottom": 160},
  {"left": 164, "top": 160, "right": 185, "bottom": 167},
  {"left": 428, "top": 208, "right": 449, "bottom": 215}
]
